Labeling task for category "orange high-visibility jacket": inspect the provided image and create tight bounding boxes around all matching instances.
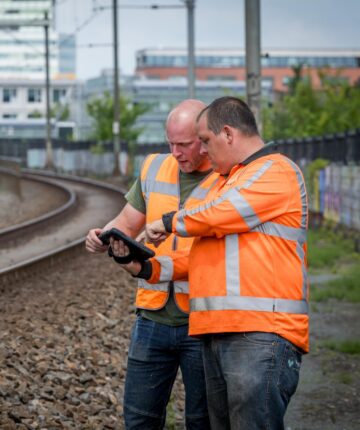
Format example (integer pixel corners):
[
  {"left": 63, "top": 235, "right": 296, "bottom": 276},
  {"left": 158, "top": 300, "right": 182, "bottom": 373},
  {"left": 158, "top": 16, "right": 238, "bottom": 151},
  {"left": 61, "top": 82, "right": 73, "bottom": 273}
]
[
  {"left": 149, "top": 152, "right": 309, "bottom": 351},
  {"left": 137, "top": 153, "right": 218, "bottom": 313}
]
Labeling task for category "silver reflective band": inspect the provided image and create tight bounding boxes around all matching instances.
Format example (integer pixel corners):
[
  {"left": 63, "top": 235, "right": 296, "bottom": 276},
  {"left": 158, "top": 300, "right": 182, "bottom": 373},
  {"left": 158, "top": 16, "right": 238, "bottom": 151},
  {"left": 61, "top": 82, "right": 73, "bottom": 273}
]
[
  {"left": 175, "top": 209, "right": 189, "bottom": 237},
  {"left": 141, "top": 180, "right": 178, "bottom": 197},
  {"left": 155, "top": 255, "right": 174, "bottom": 282},
  {"left": 240, "top": 159, "right": 274, "bottom": 189},
  {"left": 175, "top": 159, "right": 274, "bottom": 236},
  {"left": 226, "top": 188, "right": 260, "bottom": 229},
  {"left": 145, "top": 154, "right": 170, "bottom": 181},
  {"left": 174, "top": 281, "right": 189, "bottom": 294},
  {"left": 225, "top": 234, "right": 241, "bottom": 296},
  {"left": 251, "top": 222, "right": 307, "bottom": 244},
  {"left": 191, "top": 296, "right": 308, "bottom": 314},
  {"left": 138, "top": 279, "right": 168, "bottom": 292},
  {"left": 283, "top": 157, "right": 308, "bottom": 229}
]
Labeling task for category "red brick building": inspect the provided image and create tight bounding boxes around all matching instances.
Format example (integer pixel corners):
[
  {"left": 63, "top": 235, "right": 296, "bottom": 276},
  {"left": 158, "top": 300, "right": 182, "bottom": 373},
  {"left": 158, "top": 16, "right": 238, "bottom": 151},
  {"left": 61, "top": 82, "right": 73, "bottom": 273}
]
[{"left": 135, "top": 48, "right": 360, "bottom": 93}]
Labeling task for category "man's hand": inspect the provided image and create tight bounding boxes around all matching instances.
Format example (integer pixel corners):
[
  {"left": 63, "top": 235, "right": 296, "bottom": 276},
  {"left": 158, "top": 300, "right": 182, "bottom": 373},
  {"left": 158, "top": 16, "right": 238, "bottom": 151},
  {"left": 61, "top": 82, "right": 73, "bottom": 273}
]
[
  {"left": 146, "top": 219, "right": 169, "bottom": 247},
  {"left": 110, "top": 237, "right": 142, "bottom": 276},
  {"left": 85, "top": 228, "right": 108, "bottom": 253}
]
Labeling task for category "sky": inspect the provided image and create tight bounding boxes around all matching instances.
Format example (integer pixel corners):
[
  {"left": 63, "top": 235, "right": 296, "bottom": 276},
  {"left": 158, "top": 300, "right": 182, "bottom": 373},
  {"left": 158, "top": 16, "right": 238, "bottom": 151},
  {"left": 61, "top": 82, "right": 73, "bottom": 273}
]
[{"left": 55, "top": 0, "right": 360, "bottom": 81}]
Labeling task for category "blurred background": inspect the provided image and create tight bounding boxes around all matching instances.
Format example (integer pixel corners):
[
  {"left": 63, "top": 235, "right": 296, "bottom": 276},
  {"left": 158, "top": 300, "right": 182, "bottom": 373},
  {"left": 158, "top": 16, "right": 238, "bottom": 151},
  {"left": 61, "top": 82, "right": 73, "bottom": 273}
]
[{"left": 0, "top": 1, "right": 359, "bottom": 428}]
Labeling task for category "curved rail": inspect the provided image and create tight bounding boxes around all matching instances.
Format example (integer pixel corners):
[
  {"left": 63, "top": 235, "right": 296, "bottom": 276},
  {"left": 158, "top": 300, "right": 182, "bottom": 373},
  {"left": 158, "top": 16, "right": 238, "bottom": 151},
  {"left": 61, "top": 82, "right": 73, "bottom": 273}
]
[
  {"left": 0, "top": 168, "right": 76, "bottom": 239},
  {"left": 0, "top": 170, "right": 127, "bottom": 286}
]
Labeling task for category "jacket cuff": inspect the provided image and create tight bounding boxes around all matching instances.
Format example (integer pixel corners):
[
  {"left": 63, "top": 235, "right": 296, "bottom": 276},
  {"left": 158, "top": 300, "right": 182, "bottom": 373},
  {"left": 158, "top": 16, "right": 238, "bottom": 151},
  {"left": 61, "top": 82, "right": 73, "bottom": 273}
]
[{"left": 162, "top": 211, "right": 176, "bottom": 233}]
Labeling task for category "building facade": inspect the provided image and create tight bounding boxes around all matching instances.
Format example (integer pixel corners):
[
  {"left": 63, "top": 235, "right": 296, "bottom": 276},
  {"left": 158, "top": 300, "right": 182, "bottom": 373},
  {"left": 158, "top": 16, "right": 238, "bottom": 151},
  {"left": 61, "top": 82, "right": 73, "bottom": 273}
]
[
  {"left": 0, "top": 0, "right": 76, "bottom": 138},
  {"left": 136, "top": 48, "right": 360, "bottom": 93}
]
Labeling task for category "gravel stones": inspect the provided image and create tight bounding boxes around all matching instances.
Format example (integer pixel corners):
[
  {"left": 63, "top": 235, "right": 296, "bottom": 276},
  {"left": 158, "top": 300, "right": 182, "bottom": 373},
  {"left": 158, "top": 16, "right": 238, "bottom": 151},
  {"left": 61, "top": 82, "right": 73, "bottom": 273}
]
[{"left": 0, "top": 252, "right": 185, "bottom": 429}]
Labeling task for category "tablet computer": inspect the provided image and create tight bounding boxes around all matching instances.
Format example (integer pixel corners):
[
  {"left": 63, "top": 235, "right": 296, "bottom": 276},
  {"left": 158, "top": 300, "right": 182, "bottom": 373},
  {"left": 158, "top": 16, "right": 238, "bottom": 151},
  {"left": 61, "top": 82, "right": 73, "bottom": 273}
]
[{"left": 98, "top": 227, "right": 155, "bottom": 262}]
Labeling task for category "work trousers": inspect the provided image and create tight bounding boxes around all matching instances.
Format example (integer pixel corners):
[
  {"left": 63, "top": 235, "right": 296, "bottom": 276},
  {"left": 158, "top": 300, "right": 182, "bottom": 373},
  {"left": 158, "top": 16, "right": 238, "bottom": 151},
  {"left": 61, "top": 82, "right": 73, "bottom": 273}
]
[
  {"left": 203, "top": 331, "right": 302, "bottom": 430},
  {"left": 124, "top": 315, "right": 210, "bottom": 429}
]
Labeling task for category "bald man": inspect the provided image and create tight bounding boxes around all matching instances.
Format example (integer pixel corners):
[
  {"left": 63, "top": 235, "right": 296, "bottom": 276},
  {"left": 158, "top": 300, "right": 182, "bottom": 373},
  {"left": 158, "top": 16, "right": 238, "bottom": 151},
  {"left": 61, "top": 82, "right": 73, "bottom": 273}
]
[{"left": 86, "top": 100, "right": 215, "bottom": 429}]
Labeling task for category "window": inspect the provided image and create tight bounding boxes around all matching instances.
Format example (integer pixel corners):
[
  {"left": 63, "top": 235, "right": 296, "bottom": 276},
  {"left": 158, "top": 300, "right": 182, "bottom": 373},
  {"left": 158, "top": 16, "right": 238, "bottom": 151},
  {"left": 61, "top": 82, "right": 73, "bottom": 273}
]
[
  {"left": 2, "top": 88, "right": 17, "bottom": 103},
  {"left": 53, "top": 88, "right": 67, "bottom": 103},
  {"left": 28, "top": 88, "right": 42, "bottom": 103},
  {"left": 3, "top": 113, "right": 17, "bottom": 119}
]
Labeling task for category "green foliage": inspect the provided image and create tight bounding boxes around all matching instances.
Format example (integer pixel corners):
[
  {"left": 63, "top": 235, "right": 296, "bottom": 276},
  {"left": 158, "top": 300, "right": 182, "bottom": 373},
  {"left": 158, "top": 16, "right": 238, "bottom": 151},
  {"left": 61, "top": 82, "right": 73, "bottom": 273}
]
[
  {"left": 86, "top": 91, "right": 149, "bottom": 143},
  {"left": 307, "top": 228, "right": 354, "bottom": 270},
  {"left": 28, "top": 110, "right": 42, "bottom": 118},
  {"left": 262, "top": 67, "right": 360, "bottom": 141},
  {"left": 322, "top": 339, "right": 360, "bottom": 354},
  {"left": 51, "top": 103, "right": 70, "bottom": 121}
]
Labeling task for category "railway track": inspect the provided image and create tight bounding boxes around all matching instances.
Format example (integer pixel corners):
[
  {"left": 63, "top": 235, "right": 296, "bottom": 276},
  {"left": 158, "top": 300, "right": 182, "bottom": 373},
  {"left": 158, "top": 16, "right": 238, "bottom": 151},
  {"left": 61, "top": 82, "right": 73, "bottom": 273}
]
[{"left": 0, "top": 169, "right": 127, "bottom": 286}]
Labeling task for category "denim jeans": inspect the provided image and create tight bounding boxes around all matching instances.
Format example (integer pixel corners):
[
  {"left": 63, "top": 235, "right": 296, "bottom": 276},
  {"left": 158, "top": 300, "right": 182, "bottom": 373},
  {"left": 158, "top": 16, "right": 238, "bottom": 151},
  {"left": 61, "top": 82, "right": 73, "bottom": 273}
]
[
  {"left": 124, "top": 315, "right": 210, "bottom": 429},
  {"left": 202, "top": 332, "right": 302, "bottom": 430}
]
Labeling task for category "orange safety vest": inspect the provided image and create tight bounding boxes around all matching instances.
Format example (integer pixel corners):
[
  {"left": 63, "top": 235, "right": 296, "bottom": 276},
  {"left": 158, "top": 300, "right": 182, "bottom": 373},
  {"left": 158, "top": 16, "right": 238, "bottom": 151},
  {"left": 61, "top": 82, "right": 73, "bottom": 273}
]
[
  {"left": 136, "top": 153, "right": 218, "bottom": 313},
  {"left": 164, "top": 153, "right": 309, "bottom": 351}
]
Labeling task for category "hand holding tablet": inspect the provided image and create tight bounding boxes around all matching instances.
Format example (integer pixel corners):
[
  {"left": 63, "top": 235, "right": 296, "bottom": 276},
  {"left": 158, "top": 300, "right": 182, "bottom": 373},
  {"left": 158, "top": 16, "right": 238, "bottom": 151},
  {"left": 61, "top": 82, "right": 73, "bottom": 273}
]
[{"left": 98, "top": 227, "right": 155, "bottom": 264}]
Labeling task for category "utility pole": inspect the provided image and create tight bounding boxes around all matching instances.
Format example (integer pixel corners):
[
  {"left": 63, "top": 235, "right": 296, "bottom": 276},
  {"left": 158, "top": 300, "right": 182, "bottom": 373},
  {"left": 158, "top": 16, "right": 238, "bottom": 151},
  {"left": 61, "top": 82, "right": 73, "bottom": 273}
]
[
  {"left": 112, "top": 0, "right": 121, "bottom": 176},
  {"left": 185, "top": 0, "right": 195, "bottom": 99},
  {"left": 44, "top": 11, "right": 53, "bottom": 169},
  {"left": 245, "top": 0, "right": 262, "bottom": 131}
]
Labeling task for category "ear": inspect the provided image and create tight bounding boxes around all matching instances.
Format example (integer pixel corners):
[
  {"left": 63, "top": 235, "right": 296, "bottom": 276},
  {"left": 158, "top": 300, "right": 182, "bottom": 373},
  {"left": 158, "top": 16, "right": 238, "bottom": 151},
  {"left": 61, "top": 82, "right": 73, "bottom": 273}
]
[{"left": 223, "top": 125, "right": 233, "bottom": 144}]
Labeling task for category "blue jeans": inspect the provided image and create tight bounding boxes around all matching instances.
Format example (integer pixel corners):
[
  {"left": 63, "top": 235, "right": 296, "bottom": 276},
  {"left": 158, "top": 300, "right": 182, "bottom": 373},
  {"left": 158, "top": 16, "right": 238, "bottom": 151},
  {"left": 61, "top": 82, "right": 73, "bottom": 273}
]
[
  {"left": 202, "top": 332, "right": 302, "bottom": 430},
  {"left": 124, "top": 315, "right": 210, "bottom": 429}
]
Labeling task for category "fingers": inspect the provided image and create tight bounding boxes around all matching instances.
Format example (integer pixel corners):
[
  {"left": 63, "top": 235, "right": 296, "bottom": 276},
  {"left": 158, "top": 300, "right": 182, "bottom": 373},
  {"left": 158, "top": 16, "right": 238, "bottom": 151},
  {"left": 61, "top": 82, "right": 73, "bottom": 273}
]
[
  {"left": 85, "top": 228, "right": 107, "bottom": 253},
  {"left": 136, "top": 230, "right": 146, "bottom": 244},
  {"left": 109, "top": 238, "right": 130, "bottom": 257},
  {"left": 145, "top": 219, "right": 168, "bottom": 246}
]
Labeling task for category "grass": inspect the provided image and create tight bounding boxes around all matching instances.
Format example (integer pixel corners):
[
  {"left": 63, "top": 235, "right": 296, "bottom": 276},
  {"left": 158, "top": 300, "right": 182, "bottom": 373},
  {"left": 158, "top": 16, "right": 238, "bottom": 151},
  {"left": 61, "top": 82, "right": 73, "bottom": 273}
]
[
  {"left": 307, "top": 227, "right": 355, "bottom": 271},
  {"left": 308, "top": 227, "right": 360, "bottom": 302},
  {"left": 321, "top": 339, "right": 360, "bottom": 355},
  {"left": 311, "top": 262, "right": 360, "bottom": 302}
]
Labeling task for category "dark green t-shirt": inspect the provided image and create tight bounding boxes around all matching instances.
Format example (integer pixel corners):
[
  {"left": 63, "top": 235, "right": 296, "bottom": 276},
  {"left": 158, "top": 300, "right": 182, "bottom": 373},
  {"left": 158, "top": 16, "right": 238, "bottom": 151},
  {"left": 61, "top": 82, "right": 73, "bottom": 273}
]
[{"left": 125, "top": 169, "right": 212, "bottom": 326}]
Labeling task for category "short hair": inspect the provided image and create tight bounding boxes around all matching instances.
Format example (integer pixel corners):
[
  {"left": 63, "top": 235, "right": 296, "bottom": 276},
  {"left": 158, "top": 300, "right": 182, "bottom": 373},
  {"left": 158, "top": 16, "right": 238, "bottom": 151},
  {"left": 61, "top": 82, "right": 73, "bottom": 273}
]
[{"left": 200, "top": 96, "right": 259, "bottom": 136}]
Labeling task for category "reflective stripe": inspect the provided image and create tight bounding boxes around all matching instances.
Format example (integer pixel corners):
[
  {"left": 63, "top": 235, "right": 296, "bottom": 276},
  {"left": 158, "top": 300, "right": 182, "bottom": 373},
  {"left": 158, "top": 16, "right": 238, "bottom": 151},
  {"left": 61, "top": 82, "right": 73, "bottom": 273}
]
[
  {"left": 225, "top": 234, "right": 241, "bottom": 296},
  {"left": 156, "top": 256, "right": 174, "bottom": 282},
  {"left": 296, "top": 242, "right": 308, "bottom": 300},
  {"left": 226, "top": 189, "right": 260, "bottom": 229},
  {"left": 283, "top": 157, "right": 308, "bottom": 229},
  {"left": 141, "top": 154, "right": 172, "bottom": 201},
  {"left": 282, "top": 157, "right": 309, "bottom": 300},
  {"left": 145, "top": 154, "right": 169, "bottom": 181},
  {"left": 174, "top": 281, "right": 189, "bottom": 294},
  {"left": 190, "top": 186, "right": 212, "bottom": 200},
  {"left": 137, "top": 278, "right": 168, "bottom": 292},
  {"left": 240, "top": 159, "right": 274, "bottom": 190},
  {"left": 191, "top": 296, "right": 308, "bottom": 314},
  {"left": 175, "top": 209, "right": 189, "bottom": 237},
  {"left": 141, "top": 180, "right": 178, "bottom": 197},
  {"left": 189, "top": 176, "right": 219, "bottom": 200},
  {"left": 175, "top": 160, "right": 273, "bottom": 235},
  {"left": 251, "top": 222, "right": 307, "bottom": 244}
]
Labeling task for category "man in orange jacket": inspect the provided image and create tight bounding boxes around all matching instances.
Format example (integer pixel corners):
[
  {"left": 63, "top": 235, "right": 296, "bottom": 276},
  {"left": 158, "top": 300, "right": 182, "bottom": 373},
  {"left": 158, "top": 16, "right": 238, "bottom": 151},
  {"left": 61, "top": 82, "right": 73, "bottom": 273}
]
[
  {"left": 143, "top": 96, "right": 309, "bottom": 430},
  {"left": 85, "top": 99, "right": 216, "bottom": 429}
]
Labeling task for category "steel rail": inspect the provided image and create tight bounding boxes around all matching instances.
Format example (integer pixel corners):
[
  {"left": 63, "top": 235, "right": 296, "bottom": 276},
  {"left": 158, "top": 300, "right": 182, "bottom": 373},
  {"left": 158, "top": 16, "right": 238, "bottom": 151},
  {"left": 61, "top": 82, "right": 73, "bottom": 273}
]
[{"left": 0, "top": 169, "right": 127, "bottom": 286}]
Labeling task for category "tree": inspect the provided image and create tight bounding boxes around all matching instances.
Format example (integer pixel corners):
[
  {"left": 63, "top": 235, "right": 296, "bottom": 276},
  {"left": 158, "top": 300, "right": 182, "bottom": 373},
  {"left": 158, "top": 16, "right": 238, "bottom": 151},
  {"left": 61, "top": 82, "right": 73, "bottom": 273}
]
[
  {"left": 262, "top": 68, "right": 360, "bottom": 141},
  {"left": 51, "top": 103, "right": 70, "bottom": 121},
  {"left": 86, "top": 91, "right": 149, "bottom": 143}
]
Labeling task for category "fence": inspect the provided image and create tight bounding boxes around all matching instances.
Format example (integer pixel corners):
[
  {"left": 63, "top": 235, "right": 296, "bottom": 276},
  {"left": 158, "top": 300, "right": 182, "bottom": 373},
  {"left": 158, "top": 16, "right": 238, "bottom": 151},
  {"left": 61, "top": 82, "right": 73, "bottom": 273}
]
[{"left": 1, "top": 129, "right": 360, "bottom": 229}]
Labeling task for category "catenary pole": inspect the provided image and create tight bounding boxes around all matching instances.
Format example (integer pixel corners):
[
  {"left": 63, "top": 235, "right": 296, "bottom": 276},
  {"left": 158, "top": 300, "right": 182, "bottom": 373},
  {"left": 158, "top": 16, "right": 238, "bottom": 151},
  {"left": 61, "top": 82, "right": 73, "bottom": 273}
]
[
  {"left": 185, "top": 0, "right": 195, "bottom": 98},
  {"left": 44, "top": 11, "right": 53, "bottom": 169},
  {"left": 112, "top": 0, "right": 121, "bottom": 176},
  {"left": 245, "top": 0, "right": 262, "bottom": 132}
]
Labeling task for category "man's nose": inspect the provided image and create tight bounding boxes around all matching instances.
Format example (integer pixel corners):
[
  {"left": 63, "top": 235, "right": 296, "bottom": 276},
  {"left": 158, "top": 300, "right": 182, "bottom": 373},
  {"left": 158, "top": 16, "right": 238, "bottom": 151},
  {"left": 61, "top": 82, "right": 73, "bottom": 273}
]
[
  {"left": 200, "top": 144, "right": 208, "bottom": 155},
  {"left": 172, "top": 145, "right": 182, "bottom": 158}
]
